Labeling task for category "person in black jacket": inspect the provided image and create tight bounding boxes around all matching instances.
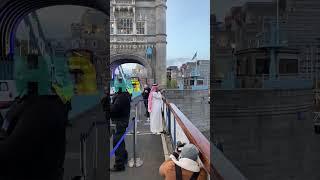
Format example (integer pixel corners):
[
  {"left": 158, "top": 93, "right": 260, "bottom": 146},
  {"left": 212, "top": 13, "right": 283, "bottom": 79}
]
[
  {"left": 0, "top": 95, "right": 67, "bottom": 180},
  {"left": 65, "top": 100, "right": 72, "bottom": 127},
  {"left": 110, "top": 87, "right": 131, "bottom": 172},
  {"left": 142, "top": 84, "right": 151, "bottom": 119}
]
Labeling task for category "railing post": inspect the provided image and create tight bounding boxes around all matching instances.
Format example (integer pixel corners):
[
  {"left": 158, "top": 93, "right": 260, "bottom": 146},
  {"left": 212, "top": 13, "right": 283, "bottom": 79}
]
[
  {"left": 139, "top": 100, "right": 142, "bottom": 122},
  {"left": 80, "top": 133, "right": 87, "bottom": 180},
  {"left": 135, "top": 104, "right": 138, "bottom": 123},
  {"left": 94, "top": 122, "right": 98, "bottom": 178},
  {"left": 173, "top": 116, "right": 176, "bottom": 150},
  {"left": 167, "top": 107, "right": 171, "bottom": 135},
  {"left": 128, "top": 115, "right": 143, "bottom": 168},
  {"left": 80, "top": 134, "right": 84, "bottom": 179},
  {"left": 133, "top": 117, "right": 136, "bottom": 166}
]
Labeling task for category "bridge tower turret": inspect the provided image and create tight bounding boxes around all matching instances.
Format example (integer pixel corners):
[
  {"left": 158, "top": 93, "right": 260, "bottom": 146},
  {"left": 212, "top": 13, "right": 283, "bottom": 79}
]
[{"left": 155, "top": 0, "right": 167, "bottom": 88}]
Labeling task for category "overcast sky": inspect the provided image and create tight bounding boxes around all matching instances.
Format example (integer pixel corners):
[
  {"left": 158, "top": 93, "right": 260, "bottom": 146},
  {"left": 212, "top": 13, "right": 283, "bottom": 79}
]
[{"left": 167, "top": 0, "right": 210, "bottom": 62}]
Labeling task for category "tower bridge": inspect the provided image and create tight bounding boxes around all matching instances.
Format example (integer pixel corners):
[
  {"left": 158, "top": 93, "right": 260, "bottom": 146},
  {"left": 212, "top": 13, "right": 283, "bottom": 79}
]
[{"left": 110, "top": 0, "right": 167, "bottom": 87}]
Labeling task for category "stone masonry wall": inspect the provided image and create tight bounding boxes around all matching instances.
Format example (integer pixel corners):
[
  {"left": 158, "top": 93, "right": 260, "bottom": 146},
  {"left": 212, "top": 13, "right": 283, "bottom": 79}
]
[{"left": 213, "top": 88, "right": 320, "bottom": 180}]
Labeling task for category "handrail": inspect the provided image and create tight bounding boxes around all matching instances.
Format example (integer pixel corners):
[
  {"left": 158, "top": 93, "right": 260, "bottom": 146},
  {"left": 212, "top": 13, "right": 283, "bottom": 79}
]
[{"left": 162, "top": 97, "right": 223, "bottom": 180}]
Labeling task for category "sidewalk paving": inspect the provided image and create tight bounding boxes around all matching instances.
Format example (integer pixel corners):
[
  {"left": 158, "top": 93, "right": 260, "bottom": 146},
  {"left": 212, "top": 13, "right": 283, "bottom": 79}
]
[{"left": 110, "top": 98, "right": 164, "bottom": 180}]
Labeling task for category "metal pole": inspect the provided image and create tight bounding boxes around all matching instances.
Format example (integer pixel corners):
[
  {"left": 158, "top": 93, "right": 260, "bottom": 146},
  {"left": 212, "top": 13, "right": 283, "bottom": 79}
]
[
  {"left": 80, "top": 134, "right": 84, "bottom": 178},
  {"left": 133, "top": 117, "right": 136, "bottom": 166},
  {"left": 139, "top": 101, "right": 142, "bottom": 122},
  {"left": 94, "top": 123, "right": 98, "bottom": 177},
  {"left": 168, "top": 108, "right": 171, "bottom": 135},
  {"left": 173, "top": 117, "right": 176, "bottom": 149},
  {"left": 276, "top": 0, "right": 279, "bottom": 44},
  {"left": 135, "top": 105, "right": 138, "bottom": 123},
  {"left": 83, "top": 135, "right": 87, "bottom": 180}
]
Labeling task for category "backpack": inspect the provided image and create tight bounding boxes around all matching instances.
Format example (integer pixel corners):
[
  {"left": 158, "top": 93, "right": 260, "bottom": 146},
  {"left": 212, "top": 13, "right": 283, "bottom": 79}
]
[{"left": 175, "top": 164, "right": 200, "bottom": 180}]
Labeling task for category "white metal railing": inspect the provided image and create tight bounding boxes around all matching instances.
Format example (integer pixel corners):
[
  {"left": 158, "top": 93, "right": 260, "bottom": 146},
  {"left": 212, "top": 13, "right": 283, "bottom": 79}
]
[{"left": 161, "top": 95, "right": 248, "bottom": 180}]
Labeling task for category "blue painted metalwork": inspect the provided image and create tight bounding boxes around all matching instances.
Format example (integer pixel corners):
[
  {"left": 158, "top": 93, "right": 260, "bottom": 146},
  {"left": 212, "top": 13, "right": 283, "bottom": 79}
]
[{"left": 146, "top": 47, "right": 152, "bottom": 56}]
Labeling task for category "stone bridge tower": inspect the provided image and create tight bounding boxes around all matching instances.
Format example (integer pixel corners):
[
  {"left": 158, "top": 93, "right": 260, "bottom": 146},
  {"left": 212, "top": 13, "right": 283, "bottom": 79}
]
[{"left": 110, "top": 0, "right": 167, "bottom": 87}]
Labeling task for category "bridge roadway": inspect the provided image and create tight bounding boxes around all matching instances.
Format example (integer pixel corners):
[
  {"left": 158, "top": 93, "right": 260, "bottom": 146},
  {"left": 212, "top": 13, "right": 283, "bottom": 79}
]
[
  {"left": 110, "top": 96, "right": 165, "bottom": 180},
  {"left": 63, "top": 95, "right": 166, "bottom": 179}
]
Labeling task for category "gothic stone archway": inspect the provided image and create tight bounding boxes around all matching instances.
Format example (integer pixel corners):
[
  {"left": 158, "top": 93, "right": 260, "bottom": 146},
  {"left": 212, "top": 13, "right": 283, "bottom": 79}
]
[
  {"left": 110, "top": 53, "right": 152, "bottom": 80},
  {"left": 110, "top": 0, "right": 167, "bottom": 88}
]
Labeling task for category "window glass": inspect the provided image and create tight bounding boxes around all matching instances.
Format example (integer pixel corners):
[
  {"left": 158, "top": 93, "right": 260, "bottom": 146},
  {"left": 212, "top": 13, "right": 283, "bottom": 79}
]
[
  {"left": 118, "top": 18, "right": 133, "bottom": 34},
  {"left": 136, "top": 21, "right": 145, "bottom": 34}
]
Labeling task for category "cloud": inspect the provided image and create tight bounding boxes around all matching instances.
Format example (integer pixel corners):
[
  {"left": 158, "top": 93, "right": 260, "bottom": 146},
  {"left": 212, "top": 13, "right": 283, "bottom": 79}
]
[
  {"left": 166, "top": 58, "right": 191, "bottom": 67},
  {"left": 167, "top": 58, "right": 211, "bottom": 68}
]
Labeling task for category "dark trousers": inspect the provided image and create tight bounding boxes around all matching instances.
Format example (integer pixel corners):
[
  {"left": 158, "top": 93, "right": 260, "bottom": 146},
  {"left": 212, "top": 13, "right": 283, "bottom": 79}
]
[
  {"left": 143, "top": 99, "right": 149, "bottom": 117},
  {"left": 113, "top": 120, "right": 129, "bottom": 168}
]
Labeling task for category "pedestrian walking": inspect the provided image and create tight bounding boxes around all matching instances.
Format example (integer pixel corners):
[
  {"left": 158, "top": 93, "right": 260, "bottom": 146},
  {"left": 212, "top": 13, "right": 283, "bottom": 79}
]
[
  {"left": 110, "top": 85, "right": 131, "bottom": 172},
  {"left": 142, "top": 84, "right": 151, "bottom": 120},
  {"left": 65, "top": 100, "right": 72, "bottom": 127},
  {"left": 101, "top": 86, "right": 111, "bottom": 113},
  {"left": 148, "top": 84, "right": 163, "bottom": 134}
]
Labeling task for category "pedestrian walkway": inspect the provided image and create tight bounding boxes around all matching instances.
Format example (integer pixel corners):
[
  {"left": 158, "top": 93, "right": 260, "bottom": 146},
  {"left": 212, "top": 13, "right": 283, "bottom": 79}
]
[
  {"left": 110, "top": 97, "right": 165, "bottom": 180},
  {"left": 63, "top": 103, "right": 108, "bottom": 180}
]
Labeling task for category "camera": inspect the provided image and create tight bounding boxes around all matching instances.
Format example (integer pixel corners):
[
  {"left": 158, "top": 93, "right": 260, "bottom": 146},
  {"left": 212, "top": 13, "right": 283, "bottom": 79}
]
[{"left": 172, "top": 141, "right": 186, "bottom": 159}]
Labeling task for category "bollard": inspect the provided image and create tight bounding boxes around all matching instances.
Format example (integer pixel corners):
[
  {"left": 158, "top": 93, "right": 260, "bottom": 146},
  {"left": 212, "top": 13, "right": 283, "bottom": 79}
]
[
  {"left": 95, "top": 125, "right": 98, "bottom": 169},
  {"left": 133, "top": 117, "right": 136, "bottom": 166},
  {"left": 80, "top": 134, "right": 84, "bottom": 178},
  {"left": 135, "top": 103, "right": 140, "bottom": 134},
  {"left": 79, "top": 133, "right": 87, "bottom": 180},
  {"left": 128, "top": 117, "right": 143, "bottom": 167},
  {"left": 93, "top": 123, "right": 98, "bottom": 179}
]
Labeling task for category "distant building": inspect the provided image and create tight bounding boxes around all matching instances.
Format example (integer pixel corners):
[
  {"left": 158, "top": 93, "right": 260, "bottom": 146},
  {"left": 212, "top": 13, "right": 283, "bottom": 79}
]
[
  {"left": 235, "top": 47, "right": 301, "bottom": 88},
  {"left": 14, "top": 39, "right": 29, "bottom": 57},
  {"left": 49, "top": 39, "right": 68, "bottom": 57},
  {"left": 132, "top": 64, "right": 147, "bottom": 85},
  {"left": 67, "top": 9, "right": 108, "bottom": 87},
  {"left": 197, "top": 60, "right": 210, "bottom": 86},
  {"left": 179, "top": 60, "right": 209, "bottom": 90},
  {"left": 213, "top": 2, "right": 320, "bottom": 180},
  {"left": 217, "top": 0, "right": 320, "bottom": 87},
  {"left": 110, "top": 0, "right": 167, "bottom": 87},
  {"left": 167, "top": 66, "right": 179, "bottom": 79},
  {"left": 166, "top": 66, "right": 179, "bottom": 88}
]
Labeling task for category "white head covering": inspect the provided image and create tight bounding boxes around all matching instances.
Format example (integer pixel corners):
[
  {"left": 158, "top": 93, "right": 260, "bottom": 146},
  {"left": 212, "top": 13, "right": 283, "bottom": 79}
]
[{"left": 170, "top": 144, "right": 201, "bottom": 172}]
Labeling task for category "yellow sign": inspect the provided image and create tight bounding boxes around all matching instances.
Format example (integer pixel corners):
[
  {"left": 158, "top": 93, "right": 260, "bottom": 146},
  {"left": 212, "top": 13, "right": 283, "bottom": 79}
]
[
  {"left": 67, "top": 50, "right": 97, "bottom": 95},
  {"left": 131, "top": 77, "right": 141, "bottom": 92}
]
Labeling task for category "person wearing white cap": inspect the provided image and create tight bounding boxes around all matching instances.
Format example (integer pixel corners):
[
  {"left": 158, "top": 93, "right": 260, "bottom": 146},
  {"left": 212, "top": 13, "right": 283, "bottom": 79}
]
[{"left": 159, "top": 144, "right": 207, "bottom": 180}]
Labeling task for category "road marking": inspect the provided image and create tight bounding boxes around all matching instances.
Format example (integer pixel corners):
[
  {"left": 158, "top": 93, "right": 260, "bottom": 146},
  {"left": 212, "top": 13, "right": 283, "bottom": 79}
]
[{"left": 161, "top": 134, "right": 170, "bottom": 160}]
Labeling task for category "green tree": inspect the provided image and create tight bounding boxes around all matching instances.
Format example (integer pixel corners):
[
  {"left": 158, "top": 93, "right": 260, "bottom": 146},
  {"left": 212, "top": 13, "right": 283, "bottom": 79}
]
[{"left": 166, "top": 78, "right": 178, "bottom": 89}]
